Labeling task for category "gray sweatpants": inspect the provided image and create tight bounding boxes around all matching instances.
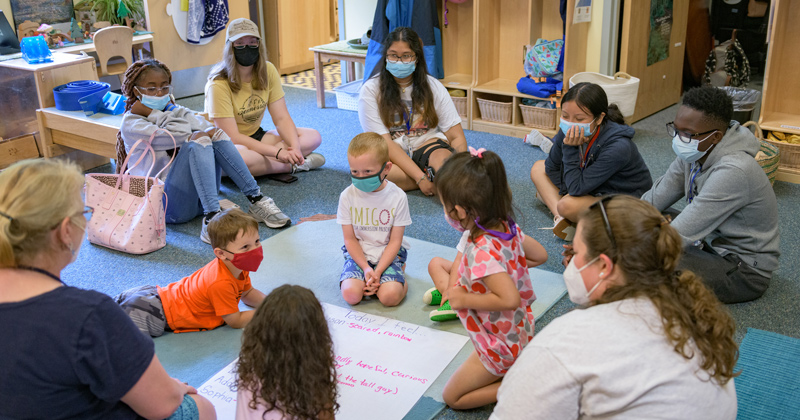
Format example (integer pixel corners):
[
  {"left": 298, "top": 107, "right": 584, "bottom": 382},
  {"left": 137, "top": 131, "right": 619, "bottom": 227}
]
[{"left": 114, "top": 285, "right": 169, "bottom": 337}]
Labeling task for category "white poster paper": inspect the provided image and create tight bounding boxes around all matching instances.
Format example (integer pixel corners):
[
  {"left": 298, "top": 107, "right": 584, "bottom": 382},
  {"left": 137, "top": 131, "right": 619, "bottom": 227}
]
[{"left": 198, "top": 303, "right": 469, "bottom": 420}]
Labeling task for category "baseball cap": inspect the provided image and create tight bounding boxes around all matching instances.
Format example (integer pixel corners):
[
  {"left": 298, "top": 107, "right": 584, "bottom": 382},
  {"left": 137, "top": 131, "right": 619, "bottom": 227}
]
[{"left": 226, "top": 18, "right": 261, "bottom": 42}]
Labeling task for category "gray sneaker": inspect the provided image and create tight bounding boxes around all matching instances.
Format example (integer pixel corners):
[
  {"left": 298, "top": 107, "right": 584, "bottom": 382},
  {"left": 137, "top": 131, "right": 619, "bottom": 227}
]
[
  {"left": 249, "top": 197, "right": 291, "bottom": 228},
  {"left": 292, "top": 153, "right": 326, "bottom": 173},
  {"left": 200, "top": 217, "right": 211, "bottom": 244}
]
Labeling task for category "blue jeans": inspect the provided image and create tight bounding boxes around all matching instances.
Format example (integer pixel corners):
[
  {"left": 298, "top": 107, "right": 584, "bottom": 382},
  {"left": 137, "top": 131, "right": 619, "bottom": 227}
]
[{"left": 164, "top": 138, "right": 261, "bottom": 223}]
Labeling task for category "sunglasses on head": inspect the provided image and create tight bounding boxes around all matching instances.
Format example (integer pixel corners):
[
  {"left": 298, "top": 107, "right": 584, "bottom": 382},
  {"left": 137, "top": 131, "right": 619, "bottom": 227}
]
[{"left": 589, "top": 195, "right": 617, "bottom": 250}]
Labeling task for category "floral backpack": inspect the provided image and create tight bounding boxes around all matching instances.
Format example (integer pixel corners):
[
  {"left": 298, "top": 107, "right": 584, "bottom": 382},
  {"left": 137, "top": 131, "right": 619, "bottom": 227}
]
[{"left": 524, "top": 38, "right": 564, "bottom": 78}]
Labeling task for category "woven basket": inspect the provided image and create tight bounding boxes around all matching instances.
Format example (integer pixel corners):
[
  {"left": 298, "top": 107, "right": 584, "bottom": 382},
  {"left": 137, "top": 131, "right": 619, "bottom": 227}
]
[
  {"left": 451, "top": 96, "right": 467, "bottom": 118},
  {"left": 743, "top": 121, "right": 780, "bottom": 185},
  {"left": 519, "top": 103, "right": 557, "bottom": 129},
  {"left": 477, "top": 97, "right": 512, "bottom": 123},
  {"left": 764, "top": 130, "right": 800, "bottom": 171}
]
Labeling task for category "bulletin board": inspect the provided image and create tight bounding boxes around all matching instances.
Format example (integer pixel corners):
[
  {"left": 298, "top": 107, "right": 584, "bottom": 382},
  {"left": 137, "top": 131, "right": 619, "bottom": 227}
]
[{"left": 10, "top": 0, "right": 73, "bottom": 27}]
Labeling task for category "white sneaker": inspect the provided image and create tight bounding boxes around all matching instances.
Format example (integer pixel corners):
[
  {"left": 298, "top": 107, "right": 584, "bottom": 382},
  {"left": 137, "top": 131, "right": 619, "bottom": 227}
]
[
  {"left": 249, "top": 197, "right": 291, "bottom": 228},
  {"left": 200, "top": 217, "right": 211, "bottom": 244},
  {"left": 524, "top": 129, "right": 553, "bottom": 154},
  {"left": 293, "top": 153, "right": 326, "bottom": 173},
  {"left": 553, "top": 216, "right": 576, "bottom": 241},
  {"left": 219, "top": 199, "right": 240, "bottom": 211}
]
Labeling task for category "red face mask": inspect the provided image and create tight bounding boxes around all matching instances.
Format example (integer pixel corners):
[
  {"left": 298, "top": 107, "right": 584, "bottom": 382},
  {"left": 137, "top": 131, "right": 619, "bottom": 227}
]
[{"left": 223, "top": 245, "right": 263, "bottom": 272}]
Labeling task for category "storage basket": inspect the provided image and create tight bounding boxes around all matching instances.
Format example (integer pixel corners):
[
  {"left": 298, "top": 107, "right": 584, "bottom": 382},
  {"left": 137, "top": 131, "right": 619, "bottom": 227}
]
[
  {"left": 569, "top": 72, "right": 640, "bottom": 118},
  {"left": 765, "top": 130, "right": 800, "bottom": 171},
  {"left": 743, "top": 121, "right": 781, "bottom": 185},
  {"left": 334, "top": 80, "right": 361, "bottom": 111},
  {"left": 451, "top": 96, "right": 467, "bottom": 118},
  {"left": 476, "top": 97, "right": 512, "bottom": 123},
  {"left": 519, "top": 103, "right": 557, "bottom": 129}
]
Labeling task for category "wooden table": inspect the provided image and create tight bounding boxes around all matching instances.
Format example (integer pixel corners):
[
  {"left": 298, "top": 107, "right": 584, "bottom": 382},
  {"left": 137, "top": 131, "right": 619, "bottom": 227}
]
[
  {"left": 309, "top": 41, "right": 367, "bottom": 108},
  {"left": 36, "top": 107, "right": 121, "bottom": 161},
  {"left": 56, "top": 33, "right": 155, "bottom": 60}
]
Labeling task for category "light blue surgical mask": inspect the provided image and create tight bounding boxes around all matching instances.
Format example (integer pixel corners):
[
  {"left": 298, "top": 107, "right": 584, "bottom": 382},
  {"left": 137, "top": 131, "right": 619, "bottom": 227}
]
[
  {"left": 559, "top": 117, "right": 597, "bottom": 137},
  {"left": 386, "top": 60, "right": 416, "bottom": 79},
  {"left": 351, "top": 162, "right": 387, "bottom": 192},
  {"left": 137, "top": 91, "right": 171, "bottom": 111},
  {"left": 672, "top": 132, "right": 714, "bottom": 163}
]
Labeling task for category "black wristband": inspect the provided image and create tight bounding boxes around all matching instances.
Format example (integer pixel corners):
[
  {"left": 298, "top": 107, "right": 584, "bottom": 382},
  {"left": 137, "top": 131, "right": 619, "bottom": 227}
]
[{"left": 276, "top": 148, "right": 283, "bottom": 159}]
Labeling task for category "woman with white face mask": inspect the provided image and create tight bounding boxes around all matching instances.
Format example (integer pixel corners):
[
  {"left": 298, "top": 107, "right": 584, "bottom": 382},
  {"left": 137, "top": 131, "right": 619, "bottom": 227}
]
[
  {"left": 490, "top": 195, "right": 739, "bottom": 420},
  {"left": 358, "top": 26, "right": 468, "bottom": 197},
  {"left": 0, "top": 160, "right": 216, "bottom": 420},
  {"left": 530, "top": 82, "right": 652, "bottom": 241}
]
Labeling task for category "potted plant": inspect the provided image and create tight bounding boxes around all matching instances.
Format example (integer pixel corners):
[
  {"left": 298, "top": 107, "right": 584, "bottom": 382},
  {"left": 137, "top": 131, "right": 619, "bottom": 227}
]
[{"left": 74, "top": 0, "right": 146, "bottom": 29}]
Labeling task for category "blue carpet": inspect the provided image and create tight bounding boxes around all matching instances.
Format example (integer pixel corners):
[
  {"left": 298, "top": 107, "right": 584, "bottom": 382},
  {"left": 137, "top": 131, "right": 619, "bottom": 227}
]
[
  {"left": 735, "top": 328, "right": 800, "bottom": 419},
  {"left": 61, "top": 84, "right": 800, "bottom": 420}
]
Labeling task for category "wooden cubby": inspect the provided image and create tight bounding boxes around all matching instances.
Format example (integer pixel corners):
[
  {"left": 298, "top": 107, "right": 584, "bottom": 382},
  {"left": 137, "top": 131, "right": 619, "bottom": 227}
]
[
  {"left": 440, "top": 0, "right": 587, "bottom": 138},
  {"left": 758, "top": 0, "right": 800, "bottom": 183}
]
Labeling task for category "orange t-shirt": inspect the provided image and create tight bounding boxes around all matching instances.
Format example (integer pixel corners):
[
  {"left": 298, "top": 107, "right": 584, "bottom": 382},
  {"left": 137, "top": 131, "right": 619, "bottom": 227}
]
[{"left": 157, "top": 258, "right": 252, "bottom": 333}]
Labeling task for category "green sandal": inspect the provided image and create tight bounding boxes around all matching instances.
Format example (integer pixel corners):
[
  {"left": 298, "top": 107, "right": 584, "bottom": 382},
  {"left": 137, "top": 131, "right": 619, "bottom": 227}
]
[
  {"left": 429, "top": 300, "right": 458, "bottom": 322},
  {"left": 422, "top": 287, "right": 443, "bottom": 306}
]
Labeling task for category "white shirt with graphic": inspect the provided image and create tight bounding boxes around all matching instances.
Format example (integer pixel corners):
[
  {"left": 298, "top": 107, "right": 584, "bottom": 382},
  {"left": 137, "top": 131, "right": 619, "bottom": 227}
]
[
  {"left": 336, "top": 181, "right": 412, "bottom": 264},
  {"left": 358, "top": 74, "right": 462, "bottom": 155}
]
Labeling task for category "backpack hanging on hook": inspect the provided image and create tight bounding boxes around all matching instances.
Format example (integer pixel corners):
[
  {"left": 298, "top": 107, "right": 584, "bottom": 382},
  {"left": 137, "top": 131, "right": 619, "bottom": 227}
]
[{"left": 703, "top": 30, "right": 751, "bottom": 87}]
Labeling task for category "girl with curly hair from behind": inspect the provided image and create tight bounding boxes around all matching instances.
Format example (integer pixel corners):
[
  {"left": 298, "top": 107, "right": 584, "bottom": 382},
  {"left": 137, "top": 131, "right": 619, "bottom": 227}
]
[
  {"left": 491, "top": 195, "right": 739, "bottom": 419},
  {"left": 236, "top": 285, "right": 338, "bottom": 420}
]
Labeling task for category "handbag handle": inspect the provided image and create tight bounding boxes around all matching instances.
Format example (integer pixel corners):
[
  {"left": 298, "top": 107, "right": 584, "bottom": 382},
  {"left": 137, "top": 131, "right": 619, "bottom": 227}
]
[
  {"left": 114, "top": 138, "right": 157, "bottom": 192},
  {"left": 614, "top": 72, "right": 633, "bottom": 80},
  {"left": 151, "top": 129, "right": 178, "bottom": 181}
]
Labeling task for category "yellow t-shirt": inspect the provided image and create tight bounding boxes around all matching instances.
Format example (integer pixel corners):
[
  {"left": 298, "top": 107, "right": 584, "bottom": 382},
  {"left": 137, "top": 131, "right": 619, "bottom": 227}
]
[{"left": 204, "top": 61, "right": 285, "bottom": 137}]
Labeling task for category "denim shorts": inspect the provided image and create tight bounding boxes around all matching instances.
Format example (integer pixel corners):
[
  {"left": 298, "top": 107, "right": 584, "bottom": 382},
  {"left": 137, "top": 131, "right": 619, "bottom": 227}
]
[{"left": 339, "top": 245, "right": 407, "bottom": 285}]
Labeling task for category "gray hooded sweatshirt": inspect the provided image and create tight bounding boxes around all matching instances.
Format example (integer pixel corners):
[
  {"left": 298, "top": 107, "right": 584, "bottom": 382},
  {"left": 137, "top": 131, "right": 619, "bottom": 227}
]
[{"left": 641, "top": 121, "right": 780, "bottom": 277}]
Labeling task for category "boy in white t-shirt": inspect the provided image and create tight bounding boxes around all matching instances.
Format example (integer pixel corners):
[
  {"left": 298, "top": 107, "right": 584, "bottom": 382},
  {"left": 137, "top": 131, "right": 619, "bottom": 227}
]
[{"left": 337, "top": 132, "right": 412, "bottom": 306}]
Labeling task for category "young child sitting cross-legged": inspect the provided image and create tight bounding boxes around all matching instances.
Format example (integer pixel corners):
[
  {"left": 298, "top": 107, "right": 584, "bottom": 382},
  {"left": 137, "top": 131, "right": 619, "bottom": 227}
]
[
  {"left": 115, "top": 208, "right": 267, "bottom": 336},
  {"left": 118, "top": 59, "right": 291, "bottom": 244},
  {"left": 337, "top": 132, "right": 412, "bottom": 306}
]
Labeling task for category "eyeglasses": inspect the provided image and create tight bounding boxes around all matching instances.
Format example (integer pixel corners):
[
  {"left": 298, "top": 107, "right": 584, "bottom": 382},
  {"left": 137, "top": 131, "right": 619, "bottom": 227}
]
[
  {"left": 81, "top": 206, "right": 94, "bottom": 221},
  {"left": 135, "top": 85, "right": 173, "bottom": 96},
  {"left": 387, "top": 54, "right": 416, "bottom": 64},
  {"left": 589, "top": 196, "right": 616, "bottom": 250},
  {"left": 666, "top": 122, "right": 718, "bottom": 144},
  {"left": 233, "top": 40, "right": 259, "bottom": 49}
]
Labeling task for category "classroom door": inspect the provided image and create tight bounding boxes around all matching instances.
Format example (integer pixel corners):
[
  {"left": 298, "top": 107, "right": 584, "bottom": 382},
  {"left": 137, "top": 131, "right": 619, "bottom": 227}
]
[{"left": 619, "top": 0, "right": 689, "bottom": 122}]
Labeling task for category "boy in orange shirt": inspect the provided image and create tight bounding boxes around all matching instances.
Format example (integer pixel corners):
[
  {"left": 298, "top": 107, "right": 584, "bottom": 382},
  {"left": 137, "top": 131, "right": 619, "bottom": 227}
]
[{"left": 115, "top": 208, "right": 267, "bottom": 336}]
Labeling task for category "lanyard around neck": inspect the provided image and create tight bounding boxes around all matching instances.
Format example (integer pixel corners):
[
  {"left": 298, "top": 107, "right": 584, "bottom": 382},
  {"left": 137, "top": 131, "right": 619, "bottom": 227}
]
[
  {"left": 18, "top": 265, "right": 65, "bottom": 285},
  {"left": 687, "top": 163, "right": 702, "bottom": 203}
]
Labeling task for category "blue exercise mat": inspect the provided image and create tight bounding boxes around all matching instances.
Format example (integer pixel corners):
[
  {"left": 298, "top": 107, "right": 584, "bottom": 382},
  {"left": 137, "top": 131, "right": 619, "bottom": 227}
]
[{"left": 734, "top": 328, "right": 800, "bottom": 419}]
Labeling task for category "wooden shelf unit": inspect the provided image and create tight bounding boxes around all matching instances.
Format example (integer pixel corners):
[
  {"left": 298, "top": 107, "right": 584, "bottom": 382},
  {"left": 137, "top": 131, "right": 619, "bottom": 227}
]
[
  {"left": 758, "top": 0, "right": 800, "bottom": 183},
  {"left": 439, "top": 0, "right": 585, "bottom": 139}
]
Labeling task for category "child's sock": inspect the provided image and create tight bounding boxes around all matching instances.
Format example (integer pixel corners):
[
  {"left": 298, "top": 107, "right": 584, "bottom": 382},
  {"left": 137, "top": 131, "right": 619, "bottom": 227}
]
[
  {"left": 246, "top": 194, "right": 264, "bottom": 205},
  {"left": 204, "top": 210, "right": 219, "bottom": 222}
]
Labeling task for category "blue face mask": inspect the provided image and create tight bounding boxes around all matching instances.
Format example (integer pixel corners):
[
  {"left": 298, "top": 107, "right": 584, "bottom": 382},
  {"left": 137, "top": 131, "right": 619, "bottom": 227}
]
[
  {"left": 559, "top": 117, "right": 597, "bottom": 137},
  {"left": 138, "top": 91, "right": 171, "bottom": 111},
  {"left": 351, "top": 162, "right": 387, "bottom": 192},
  {"left": 386, "top": 60, "right": 416, "bottom": 79},
  {"left": 672, "top": 132, "right": 714, "bottom": 163}
]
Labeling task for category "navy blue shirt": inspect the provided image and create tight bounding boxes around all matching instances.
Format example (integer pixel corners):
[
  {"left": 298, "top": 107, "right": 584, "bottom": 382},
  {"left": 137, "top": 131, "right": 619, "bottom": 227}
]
[
  {"left": 545, "top": 121, "right": 653, "bottom": 198},
  {"left": 0, "top": 286, "right": 154, "bottom": 419}
]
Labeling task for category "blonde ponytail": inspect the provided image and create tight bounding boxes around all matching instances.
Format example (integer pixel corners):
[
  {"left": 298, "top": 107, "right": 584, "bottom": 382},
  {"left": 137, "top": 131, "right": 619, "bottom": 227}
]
[{"left": 0, "top": 159, "right": 84, "bottom": 267}]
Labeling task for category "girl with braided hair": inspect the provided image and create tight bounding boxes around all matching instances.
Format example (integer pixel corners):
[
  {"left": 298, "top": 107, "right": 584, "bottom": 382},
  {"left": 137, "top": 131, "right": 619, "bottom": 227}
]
[
  {"left": 118, "top": 59, "right": 292, "bottom": 243},
  {"left": 491, "top": 195, "right": 738, "bottom": 419}
]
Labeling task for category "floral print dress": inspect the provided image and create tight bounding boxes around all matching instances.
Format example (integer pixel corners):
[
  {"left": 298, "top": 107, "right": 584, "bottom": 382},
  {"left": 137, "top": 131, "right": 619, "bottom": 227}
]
[{"left": 456, "top": 222, "right": 536, "bottom": 376}]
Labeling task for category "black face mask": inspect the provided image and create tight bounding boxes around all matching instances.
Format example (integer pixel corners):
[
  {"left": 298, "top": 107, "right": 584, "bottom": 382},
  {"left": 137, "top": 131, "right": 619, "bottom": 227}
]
[{"left": 234, "top": 46, "right": 260, "bottom": 67}]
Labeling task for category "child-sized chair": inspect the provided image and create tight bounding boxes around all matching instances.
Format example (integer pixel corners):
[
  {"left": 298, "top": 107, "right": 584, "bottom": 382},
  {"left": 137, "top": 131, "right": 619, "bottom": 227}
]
[{"left": 93, "top": 26, "right": 134, "bottom": 84}]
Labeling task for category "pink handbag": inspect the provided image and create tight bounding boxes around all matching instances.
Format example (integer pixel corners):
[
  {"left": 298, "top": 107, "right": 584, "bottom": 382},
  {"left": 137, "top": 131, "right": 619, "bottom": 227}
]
[{"left": 85, "top": 129, "right": 176, "bottom": 254}]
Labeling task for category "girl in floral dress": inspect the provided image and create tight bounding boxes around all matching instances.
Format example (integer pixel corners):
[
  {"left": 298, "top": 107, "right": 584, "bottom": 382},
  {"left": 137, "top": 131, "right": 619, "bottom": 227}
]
[{"left": 434, "top": 148, "right": 538, "bottom": 410}]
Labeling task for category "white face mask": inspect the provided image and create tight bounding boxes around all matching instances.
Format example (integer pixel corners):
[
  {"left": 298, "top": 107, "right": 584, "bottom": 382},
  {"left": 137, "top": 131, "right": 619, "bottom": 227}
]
[{"left": 563, "top": 256, "right": 604, "bottom": 306}]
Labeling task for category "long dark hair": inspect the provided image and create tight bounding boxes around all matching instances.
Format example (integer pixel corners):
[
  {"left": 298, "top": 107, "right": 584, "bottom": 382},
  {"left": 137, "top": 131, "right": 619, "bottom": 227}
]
[
  {"left": 562, "top": 82, "right": 625, "bottom": 125},
  {"left": 435, "top": 150, "right": 514, "bottom": 241},
  {"left": 115, "top": 59, "right": 172, "bottom": 173},
  {"left": 237, "top": 285, "right": 339, "bottom": 419},
  {"left": 370, "top": 27, "right": 438, "bottom": 130},
  {"left": 581, "top": 195, "right": 738, "bottom": 385}
]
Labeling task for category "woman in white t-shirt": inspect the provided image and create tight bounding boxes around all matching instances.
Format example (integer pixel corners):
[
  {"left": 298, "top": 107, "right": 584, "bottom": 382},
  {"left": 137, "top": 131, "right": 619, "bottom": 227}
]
[
  {"left": 358, "top": 27, "right": 467, "bottom": 196},
  {"left": 491, "top": 195, "right": 739, "bottom": 420}
]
